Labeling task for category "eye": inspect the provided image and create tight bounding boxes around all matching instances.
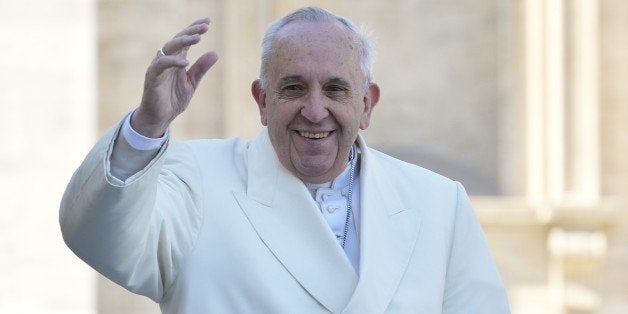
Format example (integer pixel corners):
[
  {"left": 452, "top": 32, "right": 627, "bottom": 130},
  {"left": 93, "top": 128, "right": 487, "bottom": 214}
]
[
  {"left": 277, "top": 84, "right": 306, "bottom": 99},
  {"left": 284, "top": 84, "right": 304, "bottom": 91},
  {"left": 326, "top": 85, "right": 345, "bottom": 92},
  {"left": 324, "top": 84, "right": 349, "bottom": 98}
]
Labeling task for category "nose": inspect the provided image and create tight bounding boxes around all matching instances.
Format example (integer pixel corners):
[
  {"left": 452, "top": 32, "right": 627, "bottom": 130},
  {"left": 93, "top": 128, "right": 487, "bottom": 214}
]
[{"left": 300, "top": 93, "right": 329, "bottom": 123}]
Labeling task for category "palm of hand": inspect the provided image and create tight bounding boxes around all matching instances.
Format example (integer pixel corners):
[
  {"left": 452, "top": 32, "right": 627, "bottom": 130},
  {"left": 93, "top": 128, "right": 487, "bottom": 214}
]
[{"left": 134, "top": 18, "right": 218, "bottom": 137}]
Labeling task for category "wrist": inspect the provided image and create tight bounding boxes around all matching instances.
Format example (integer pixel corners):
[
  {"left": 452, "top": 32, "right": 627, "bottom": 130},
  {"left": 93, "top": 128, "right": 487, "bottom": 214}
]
[
  {"left": 131, "top": 107, "right": 170, "bottom": 138},
  {"left": 122, "top": 111, "right": 168, "bottom": 150}
]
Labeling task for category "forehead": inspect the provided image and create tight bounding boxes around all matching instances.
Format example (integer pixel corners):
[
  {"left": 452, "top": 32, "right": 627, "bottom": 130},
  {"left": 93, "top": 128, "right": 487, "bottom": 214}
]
[
  {"left": 275, "top": 20, "right": 356, "bottom": 46},
  {"left": 268, "top": 21, "right": 361, "bottom": 81}
]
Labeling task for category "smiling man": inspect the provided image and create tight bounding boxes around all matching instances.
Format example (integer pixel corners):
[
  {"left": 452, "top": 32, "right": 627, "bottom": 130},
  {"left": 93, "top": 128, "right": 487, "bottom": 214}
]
[
  {"left": 60, "top": 7, "right": 510, "bottom": 314},
  {"left": 252, "top": 19, "right": 379, "bottom": 184}
]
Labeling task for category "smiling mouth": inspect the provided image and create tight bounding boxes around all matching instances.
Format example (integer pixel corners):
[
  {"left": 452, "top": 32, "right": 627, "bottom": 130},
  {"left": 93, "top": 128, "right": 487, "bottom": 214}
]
[{"left": 298, "top": 131, "right": 331, "bottom": 139}]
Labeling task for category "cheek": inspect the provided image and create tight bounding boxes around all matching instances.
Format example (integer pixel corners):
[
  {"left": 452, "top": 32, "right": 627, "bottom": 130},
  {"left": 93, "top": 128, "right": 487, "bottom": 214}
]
[
  {"left": 351, "top": 102, "right": 367, "bottom": 128},
  {"left": 359, "top": 112, "right": 371, "bottom": 129},
  {"left": 264, "top": 102, "right": 285, "bottom": 126},
  {"left": 333, "top": 106, "right": 357, "bottom": 128},
  {"left": 274, "top": 103, "right": 300, "bottom": 124}
]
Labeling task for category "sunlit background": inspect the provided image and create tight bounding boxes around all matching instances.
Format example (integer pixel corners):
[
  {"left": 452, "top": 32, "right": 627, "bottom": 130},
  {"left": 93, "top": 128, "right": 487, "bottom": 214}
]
[{"left": 1, "top": 0, "right": 626, "bottom": 313}]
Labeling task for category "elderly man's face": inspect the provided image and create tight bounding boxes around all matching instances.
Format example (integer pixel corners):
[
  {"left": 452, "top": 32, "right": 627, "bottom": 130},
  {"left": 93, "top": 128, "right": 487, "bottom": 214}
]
[{"left": 252, "top": 21, "right": 379, "bottom": 183}]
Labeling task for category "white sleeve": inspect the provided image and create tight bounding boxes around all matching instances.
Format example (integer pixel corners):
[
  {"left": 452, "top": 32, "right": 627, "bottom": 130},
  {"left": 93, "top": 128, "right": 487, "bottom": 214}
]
[
  {"left": 109, "top": 111, "right": 169, "bottom": 181},
  {"left": 442, "top": 182, "right": 511, "bottom": 313},
  {"left": 60, "top": 124, "right": 203, "bottom": 303},
  {"left": 121, "top": 110, "right": 168, "bottom": 151}
]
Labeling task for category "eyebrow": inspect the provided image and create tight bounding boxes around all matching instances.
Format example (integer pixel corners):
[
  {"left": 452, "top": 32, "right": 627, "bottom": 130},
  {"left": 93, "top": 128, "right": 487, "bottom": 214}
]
[
  {"left": 277, "top": 76, "right": 351, "bottom": 86},
  {"left": 278, "top": 75, "right": 304, "bottom": 85},
  {"left": 326, "top": 77, "right": 351, "bottom": 87}
]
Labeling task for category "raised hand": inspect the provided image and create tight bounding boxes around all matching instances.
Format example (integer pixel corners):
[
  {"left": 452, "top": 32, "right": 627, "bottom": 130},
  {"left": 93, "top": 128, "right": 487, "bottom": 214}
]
[{"left": 132, "top": 18, "right": 219, "bottom": 138}]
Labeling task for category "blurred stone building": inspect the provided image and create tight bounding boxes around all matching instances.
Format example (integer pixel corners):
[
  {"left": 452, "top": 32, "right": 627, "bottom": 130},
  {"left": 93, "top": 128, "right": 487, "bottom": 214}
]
[{"left": 1, "top": 0, "right": 626, "bottom": 313}]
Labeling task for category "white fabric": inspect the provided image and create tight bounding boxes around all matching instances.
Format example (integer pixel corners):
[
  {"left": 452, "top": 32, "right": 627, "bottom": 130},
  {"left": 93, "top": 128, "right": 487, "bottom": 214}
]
[
  {"left": 305, "top": 158, "right": 361, "bottom": 273},
  {"left": 121, "top": 110, "right": 168, "bottom": 150},
  {"left": 60, "top": 120, "right": 511, "bottom": 313},
  {"left": 119, "top": 114, "right": 362, "bottom": 270}
]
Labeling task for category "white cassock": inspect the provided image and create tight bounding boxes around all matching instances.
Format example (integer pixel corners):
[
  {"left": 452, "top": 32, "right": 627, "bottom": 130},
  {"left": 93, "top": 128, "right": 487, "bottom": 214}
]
[{"left": 60, "top": 116, "right": 510, "bottom": 313}]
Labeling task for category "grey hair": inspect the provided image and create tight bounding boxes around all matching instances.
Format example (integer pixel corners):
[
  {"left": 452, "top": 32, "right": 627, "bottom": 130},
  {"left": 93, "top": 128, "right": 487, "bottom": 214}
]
[{"left": 259, "top": 6, "right": 374, "bottom": 90}]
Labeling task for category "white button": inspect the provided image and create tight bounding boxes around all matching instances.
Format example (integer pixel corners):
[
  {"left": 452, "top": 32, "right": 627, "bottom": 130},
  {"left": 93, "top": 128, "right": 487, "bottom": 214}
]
[{"left": 327, "top": 205, "right": 339, "bottom": 213}]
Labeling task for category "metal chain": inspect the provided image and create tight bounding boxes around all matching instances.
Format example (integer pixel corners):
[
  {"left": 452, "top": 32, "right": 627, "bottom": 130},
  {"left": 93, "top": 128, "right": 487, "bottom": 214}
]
[{"left": 341, "top": 146, "right": 356, "bottom": 249}]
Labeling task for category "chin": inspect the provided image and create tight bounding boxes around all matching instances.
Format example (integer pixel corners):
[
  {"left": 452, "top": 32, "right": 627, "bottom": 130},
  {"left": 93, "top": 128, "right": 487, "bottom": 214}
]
[{"left": 293, "top": 162, "right": 334, "bottom": 181}]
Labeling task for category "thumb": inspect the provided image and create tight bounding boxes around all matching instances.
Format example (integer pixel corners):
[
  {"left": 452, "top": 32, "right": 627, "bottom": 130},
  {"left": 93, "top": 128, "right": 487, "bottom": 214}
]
[{"left": 187, "top": 51, "right": 219, "bottom": 89}]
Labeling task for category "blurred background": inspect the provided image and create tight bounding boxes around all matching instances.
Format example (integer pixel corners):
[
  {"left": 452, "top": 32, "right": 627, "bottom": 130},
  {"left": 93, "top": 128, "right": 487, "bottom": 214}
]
[{"left": 0, "top": 0, "right": 626, "bottom": 313}]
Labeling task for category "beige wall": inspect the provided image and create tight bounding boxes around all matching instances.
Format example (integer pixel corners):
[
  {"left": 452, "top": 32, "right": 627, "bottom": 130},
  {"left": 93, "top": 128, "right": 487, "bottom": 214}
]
[
  {"left": 1, "top": 0, "right": 626, "bottom": 313},
  {"left": 0, "top": 0, "right": 97, "bottom": 313},
  {"left": 597, "top": 0, "right": 628, "bottom": 310}
]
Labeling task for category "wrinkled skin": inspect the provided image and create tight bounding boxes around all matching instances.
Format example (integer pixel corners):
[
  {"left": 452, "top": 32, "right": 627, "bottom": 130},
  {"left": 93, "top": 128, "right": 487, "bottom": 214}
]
[
  {"left": 133, "top": 18, "right": 219, "bottom": 138},
  {"left": 252, "top": 21, "right": 380, "bottom": 183}
]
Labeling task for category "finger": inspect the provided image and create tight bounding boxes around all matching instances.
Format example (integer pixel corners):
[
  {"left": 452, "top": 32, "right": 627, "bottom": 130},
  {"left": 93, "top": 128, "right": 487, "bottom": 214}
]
[
  {"left": 174, "top": 22, "right": 209, "bottom": 38},
  {"left": 187, "top": 51, "right": 219, "bottom": 89},
  {"left": 149, "top": 55, "right": 189, "bottom": 78},
  {"left": 162, "top": 34, "right": 201, "bottom": 56},
  {"left": 188, "top": 17, "right": 210, "bottom": 27}
]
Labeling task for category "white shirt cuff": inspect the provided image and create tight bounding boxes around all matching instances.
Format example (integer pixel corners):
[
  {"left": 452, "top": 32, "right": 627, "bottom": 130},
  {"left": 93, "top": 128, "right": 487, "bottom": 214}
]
[{"left": 121, "top": 110, "right": 168, "bottom": 151}]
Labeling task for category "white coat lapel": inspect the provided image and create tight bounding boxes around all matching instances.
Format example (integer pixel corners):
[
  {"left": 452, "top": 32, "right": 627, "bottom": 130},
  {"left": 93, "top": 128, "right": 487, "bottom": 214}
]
[
  {"left": 343, "top": 135, "right": 423, "bottom": 313},
  {"left": 233, "top": 129, "right": 358, "bottom": 313}
]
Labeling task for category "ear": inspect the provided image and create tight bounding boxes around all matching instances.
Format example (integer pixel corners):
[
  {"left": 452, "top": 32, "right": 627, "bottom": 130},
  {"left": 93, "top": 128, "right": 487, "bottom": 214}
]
[
  {"left": 359, "top": 83, "right": 380, "bottom": 130},
  {"left": 251, "top": 79, "right": 268, "bottom": 126}
]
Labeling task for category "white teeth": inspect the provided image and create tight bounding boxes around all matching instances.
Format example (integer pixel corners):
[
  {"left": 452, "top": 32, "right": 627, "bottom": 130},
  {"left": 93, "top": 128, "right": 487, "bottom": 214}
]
[{"left": 299, "top": 131, "right": 330, "bottom": 139}]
